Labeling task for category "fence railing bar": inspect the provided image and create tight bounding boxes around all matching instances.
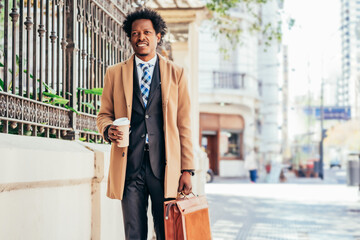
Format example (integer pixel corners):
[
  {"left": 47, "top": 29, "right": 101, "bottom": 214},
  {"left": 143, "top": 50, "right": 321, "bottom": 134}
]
[
  {"left": 38, "top": 0, "right": 45, "bottom": 102},
  {"left": 82, "top": 0, "right": 87, "bottom": 112},
  {"left": 61, "top": 2, "right": 67, "bottom": 99},
  {"left": 32, "top": 0, "right": 37, "bottom": 102},
  {"left": 84, "top": 0, "right": 89, "bottom": 113},
  {"left": 3, "top": 0, "right": 9, "bottom": 93},
  {"left": 45, "top": 0, "right": 50, "bottom": 87},
  {"left": 96, "top": 6, "right": 100, "bottom": 115},
  {"left": 78, "top": 5, "right": 82, "bottom": 112},
  {"left": 89, "top": 3, "right": 95, "bottom": 115},
  {"left": 50, "top": 0, "right": 56, "bottom": 90},
  {"left": 56, "top": 1, "right": 61, "bottom": 95},
  {"left": 85, "top": 0, "right": 89, "bottom": 110},
  {"left": 32, "top": 0, "right": 38, "bottom": 137},
  {"left": 77, "top": 0, "right": 81, "bottom": 111},
  {"left": 66, "top": 0, "right": 78, "bottom": 127},
  {"left": 19, "top": 0, "right": 24, "bottom": 97},
  {"left": 25, "top": 0, "right": 32, "bottom": 99}
]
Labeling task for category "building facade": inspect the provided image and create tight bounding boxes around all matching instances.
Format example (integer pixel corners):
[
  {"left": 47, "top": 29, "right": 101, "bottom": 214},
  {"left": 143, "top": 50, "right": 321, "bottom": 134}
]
[
  {"left": 198, "top": 5, "right": 260, "bottom": 177},
  {"left": 340, "top": 0, "right": 360, "bottom": 119},
  {"left": 258, "top": 0, "right": 283, "bottom": 165}
]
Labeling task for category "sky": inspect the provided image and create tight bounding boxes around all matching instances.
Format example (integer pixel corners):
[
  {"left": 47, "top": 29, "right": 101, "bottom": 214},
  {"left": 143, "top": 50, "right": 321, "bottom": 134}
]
[
  {"left": 283, "top": 0, "right": 341, "bottom": 139},
  {"left": 283, "top": 0, "right": 341, "bottom": 101}
]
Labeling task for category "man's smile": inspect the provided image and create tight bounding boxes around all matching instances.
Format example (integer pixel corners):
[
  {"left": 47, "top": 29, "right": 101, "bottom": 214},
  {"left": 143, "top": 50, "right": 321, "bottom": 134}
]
[{"left": 136, "top": 42, "right": 149, "bottom": 47}]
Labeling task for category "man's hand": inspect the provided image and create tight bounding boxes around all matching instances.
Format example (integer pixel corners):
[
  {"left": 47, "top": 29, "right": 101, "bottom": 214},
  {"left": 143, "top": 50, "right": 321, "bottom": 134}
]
[
  {"left": 178, "top": 171, "right": 192, "bottom": 195},
  {"left": 107, "top": 125, "right": 124, "bottom": 146}
]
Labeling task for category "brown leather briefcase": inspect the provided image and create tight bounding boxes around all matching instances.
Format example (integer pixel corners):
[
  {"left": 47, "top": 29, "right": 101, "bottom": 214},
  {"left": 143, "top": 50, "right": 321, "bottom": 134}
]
[{"left": 164, "top": 194, "right": 212, "bottom": 240}]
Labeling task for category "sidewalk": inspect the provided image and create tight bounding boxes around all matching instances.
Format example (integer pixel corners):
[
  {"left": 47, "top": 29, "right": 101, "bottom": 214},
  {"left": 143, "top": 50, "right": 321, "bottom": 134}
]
[{"left": 206, "top": 171, "right": 360, "bottom": 240}]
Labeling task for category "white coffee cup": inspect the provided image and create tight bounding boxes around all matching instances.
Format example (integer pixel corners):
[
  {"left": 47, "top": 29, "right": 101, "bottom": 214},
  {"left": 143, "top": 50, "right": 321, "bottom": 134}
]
[{"left": 113, "top": 117, "right": 130, "bottom": 147}]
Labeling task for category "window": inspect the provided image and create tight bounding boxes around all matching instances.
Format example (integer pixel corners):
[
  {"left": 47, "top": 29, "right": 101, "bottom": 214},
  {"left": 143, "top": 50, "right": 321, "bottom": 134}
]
[{"left": 219, "top": 131, "right": 242, "bottom": 158}]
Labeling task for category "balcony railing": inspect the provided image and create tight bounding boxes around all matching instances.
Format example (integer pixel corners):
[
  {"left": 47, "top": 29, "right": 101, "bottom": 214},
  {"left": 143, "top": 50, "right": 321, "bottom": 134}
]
[
  {"left": 0, "top": 0, "right": 134, "bottom": 142},
  {"left": 213, "top": 71, "right": 246, "bottom": 89}
]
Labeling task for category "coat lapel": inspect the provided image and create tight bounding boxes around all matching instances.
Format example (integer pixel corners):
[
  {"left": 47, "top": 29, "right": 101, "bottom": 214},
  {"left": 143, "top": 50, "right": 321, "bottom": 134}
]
[
  {"left": 158, "top": 54, "right": 171, "bottom": 108},
  {"left": 122, "top": 55, "right": 135, "bottom": 120}
]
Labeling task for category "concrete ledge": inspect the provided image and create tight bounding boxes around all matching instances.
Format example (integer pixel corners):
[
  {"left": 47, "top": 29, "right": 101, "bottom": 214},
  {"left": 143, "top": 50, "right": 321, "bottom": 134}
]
[
  {"left": 79, "top": 141, "right": 155, "bottom": 240},
  {"left": 0, "top": 133, "right": 94, "bottom": 184},
  {"left": 0, "top": 185, "right": 92, "bottom": 240}
]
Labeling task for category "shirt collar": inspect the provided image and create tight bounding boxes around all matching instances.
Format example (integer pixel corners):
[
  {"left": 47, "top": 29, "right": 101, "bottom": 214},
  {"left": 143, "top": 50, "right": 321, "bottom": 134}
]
[{"left": 135, "top": 54, "right": 157, "bottom": 67}]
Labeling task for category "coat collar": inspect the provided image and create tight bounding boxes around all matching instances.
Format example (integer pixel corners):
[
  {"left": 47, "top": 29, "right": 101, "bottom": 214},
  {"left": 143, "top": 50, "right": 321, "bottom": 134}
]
[
  {"left": 122, "top": 53, "right": 171, "bottom": 115},
  {"left": 122, "top": 55, "right": 134, "bottom": 119}
]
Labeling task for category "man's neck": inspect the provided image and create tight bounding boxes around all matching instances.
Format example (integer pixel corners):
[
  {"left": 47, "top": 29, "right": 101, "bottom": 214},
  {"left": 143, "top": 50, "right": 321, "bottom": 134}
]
[{"left": 135, "top": 53, "right": 156, "bottom": 62}]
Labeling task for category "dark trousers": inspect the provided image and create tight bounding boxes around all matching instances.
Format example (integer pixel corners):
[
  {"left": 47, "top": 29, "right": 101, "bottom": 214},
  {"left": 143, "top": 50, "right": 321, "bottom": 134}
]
[
  {"left": 249, "top": 169, "right": 257, "bottom": 182},
  {"left": 121, "top": 151, "right": 165, "bottom": 240}
]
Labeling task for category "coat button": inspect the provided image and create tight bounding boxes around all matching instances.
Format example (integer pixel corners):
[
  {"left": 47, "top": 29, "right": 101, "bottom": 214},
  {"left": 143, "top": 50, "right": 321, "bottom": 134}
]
[
  {"left": 145, "top": 115, "right": 149, "bottom": 119},
  {"left": 141, "top": 134, "right": 145, "bottom": 138}
]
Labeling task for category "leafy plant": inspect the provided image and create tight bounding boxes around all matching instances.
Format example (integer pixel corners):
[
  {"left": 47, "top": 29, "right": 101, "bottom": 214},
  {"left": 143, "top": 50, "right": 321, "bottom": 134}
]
[
  {"left": 77, "top": 87, "right": 103, "bottom": 96},
  {"left": 205, "top": 0, "right": 290, "bottom": 54},
  {"left": 0, "top": 58, "right": 79, "bottom": 114},
  {"left": 77, "top": 87, "right": 103, "bottom": 111}
]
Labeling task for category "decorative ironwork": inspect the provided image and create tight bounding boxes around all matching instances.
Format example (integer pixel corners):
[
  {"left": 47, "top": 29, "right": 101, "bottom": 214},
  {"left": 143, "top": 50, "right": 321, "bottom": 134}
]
[
  {"left": 76, "top": 113, "right": 98, "bottom": 133},
  {"left": 0, "top": 0, "right": 134, "bottom": 142},
  {"left": 0, "top": 92, "right": 71, "bottom": 129}
]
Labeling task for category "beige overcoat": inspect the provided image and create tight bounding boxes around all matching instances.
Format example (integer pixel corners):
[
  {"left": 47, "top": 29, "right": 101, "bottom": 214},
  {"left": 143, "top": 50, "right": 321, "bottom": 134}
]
[{"left": 97, "top": 54, "right": 194, "bottom": 200}]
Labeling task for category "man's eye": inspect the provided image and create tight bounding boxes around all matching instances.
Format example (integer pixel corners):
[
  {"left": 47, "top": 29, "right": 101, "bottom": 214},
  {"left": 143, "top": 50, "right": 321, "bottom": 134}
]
[{"left": 132, "top": 32, "right": 138, "bottom": 36}]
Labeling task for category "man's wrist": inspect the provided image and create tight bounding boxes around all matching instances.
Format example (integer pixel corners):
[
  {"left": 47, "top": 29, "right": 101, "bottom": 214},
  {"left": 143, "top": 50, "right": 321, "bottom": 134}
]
[
  {"left": 103, "top": 125, "right": 112, "bottom": 143},
  {"left": 181, "top": 169, "right": 195, "bottom": 176}
]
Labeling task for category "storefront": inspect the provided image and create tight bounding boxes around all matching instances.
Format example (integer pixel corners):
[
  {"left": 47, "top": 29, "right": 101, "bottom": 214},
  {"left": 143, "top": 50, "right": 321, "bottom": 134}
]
[{"left": 200, "top": 113, "right": 245, "bottom": 175}]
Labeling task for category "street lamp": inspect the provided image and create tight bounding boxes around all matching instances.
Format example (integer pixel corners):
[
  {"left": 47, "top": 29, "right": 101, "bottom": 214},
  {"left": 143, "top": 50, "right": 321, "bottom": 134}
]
[{"left": 319, "top": 78, "right": 325, "bottom": 179}]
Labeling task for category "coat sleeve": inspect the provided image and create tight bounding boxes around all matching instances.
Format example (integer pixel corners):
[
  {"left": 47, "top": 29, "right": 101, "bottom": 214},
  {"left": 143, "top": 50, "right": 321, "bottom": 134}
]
[
  {"left": 177, "top": 68, "right": 194, "bottom": 170},
  {"left": 97, "top": 67, "right": 115, "bottom": 138}
]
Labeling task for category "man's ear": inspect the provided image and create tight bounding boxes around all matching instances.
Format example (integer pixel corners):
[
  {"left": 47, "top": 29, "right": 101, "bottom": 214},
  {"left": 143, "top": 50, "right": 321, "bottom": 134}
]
[{"left": 156, "top": 33, "right": 161, "bottom": 43}]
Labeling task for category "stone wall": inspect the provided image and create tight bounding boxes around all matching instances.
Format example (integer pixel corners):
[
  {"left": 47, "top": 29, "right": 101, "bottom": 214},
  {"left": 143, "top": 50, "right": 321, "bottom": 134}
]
[{"left": 0, "top": 133, "right": 205, "bottom": 239}]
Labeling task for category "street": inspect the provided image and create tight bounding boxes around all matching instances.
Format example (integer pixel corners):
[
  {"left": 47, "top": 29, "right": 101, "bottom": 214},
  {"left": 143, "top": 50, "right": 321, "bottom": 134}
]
[{"left": 205, "top": 169, "right": 360, "bottom": 240}]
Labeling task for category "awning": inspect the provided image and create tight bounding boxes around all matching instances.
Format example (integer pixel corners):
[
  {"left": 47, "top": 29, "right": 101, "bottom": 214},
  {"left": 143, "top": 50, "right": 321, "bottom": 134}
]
[{"left": 145, "top": 0, "right": 205, "bottom": 9}]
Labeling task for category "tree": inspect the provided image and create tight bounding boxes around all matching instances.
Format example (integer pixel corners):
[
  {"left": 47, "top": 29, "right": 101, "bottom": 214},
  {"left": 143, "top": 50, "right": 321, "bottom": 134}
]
[{"left": 206, "top": 0, "right": 291, "bottom": 52}]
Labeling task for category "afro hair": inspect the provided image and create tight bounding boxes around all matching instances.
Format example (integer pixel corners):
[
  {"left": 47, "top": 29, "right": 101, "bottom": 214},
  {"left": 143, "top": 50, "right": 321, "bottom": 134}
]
[{"left": 122, "top": 8, "right": 167, "bottom": 46}]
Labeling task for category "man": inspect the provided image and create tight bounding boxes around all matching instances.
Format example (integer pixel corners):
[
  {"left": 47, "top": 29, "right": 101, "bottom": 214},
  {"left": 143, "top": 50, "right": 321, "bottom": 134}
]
[{"left": 96, "top": 8, "right": 194, "bottom": 240}]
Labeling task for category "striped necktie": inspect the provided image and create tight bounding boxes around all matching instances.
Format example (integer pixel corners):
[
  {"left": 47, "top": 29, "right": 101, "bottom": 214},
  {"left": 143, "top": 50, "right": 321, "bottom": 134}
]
[{"left": 139, "top": 63, "right": 152, "bottom": 108}]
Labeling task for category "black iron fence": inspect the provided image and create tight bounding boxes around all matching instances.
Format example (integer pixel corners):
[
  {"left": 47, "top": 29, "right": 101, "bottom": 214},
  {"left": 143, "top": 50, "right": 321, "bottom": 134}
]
[{"left": 0, "top": 0, "right": 134, "bottom": 142}]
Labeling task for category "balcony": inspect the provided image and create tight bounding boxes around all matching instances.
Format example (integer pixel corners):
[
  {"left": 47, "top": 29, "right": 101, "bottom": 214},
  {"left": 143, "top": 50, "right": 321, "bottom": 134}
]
[
  {"left": 213, "top": 71, "right": 246, "bottom": 89},
  {"left": 199, "top": 70, "right": 259, "bottom": 110}
]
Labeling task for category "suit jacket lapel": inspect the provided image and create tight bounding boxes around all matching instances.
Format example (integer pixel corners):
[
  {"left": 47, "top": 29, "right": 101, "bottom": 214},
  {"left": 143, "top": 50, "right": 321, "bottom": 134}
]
[
  {"left": 146, "top": 58, "right": 160, "bottom": 107},
  {"left": 122, "top": 55, "right": 135, "bottom": 119},
  {"left": 133, "top": 59, "right": 146, "bottom": 109}
]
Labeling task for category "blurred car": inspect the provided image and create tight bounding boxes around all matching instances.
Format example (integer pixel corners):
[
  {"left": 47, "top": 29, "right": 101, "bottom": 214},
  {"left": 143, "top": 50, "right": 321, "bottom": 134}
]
[
  {"left": 206, "top": 169, "right": 214, "bottom": 183},
  {"left": 330, "top": 159, "right": 341, "bottom": 169}
]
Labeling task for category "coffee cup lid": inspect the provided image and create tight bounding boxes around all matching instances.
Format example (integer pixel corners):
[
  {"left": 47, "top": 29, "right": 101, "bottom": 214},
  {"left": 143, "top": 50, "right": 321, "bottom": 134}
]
[{"left": 113, "top": 117, "right": 130, "bottom": 126}]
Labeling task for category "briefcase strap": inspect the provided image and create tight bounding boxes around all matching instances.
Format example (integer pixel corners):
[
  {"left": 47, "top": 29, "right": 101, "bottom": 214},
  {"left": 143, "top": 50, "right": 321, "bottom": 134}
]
[{"left": 165, "top": 202, "right": 175, "bottom": 220}]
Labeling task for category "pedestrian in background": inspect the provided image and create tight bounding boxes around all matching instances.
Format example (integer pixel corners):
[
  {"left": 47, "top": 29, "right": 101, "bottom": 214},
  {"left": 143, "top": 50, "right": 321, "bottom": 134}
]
[
  {"left": 245, "top": 147, "right": 258, "bottom": 183},
  {"left": 97, "top": 8, "right": 195, "bottom": 240}
]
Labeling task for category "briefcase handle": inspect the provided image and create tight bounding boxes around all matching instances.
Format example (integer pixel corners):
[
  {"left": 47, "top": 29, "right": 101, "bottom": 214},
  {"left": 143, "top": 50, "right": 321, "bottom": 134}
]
[
  {"left": 165, "top": 192, "right": 197, "bottom": 220},
  {"left": 177, "top": 191, "right": 196, "bottom": 199}
]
